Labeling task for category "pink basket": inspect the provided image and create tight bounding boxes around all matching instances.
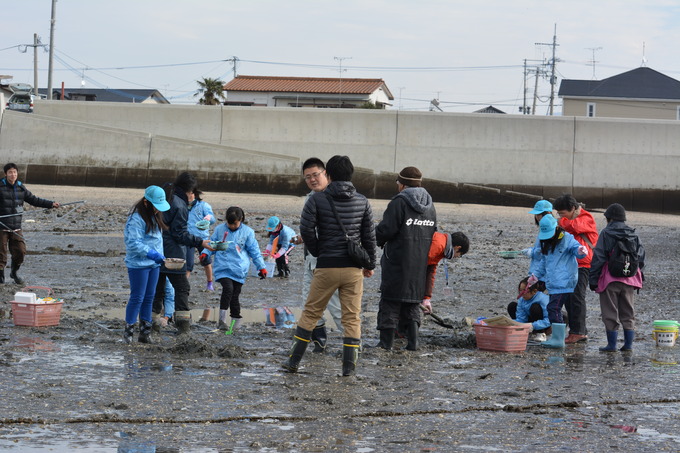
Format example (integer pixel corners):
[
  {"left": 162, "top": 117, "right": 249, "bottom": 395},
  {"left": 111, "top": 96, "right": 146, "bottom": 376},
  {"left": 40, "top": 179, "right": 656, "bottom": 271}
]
[{"left": 474, "top": 324, "right": 530, "bottom": 352}]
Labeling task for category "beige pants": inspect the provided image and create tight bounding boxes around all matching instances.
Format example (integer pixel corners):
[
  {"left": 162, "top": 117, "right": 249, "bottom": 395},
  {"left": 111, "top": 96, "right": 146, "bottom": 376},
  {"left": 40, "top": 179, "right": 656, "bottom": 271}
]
[{"left": 298, "top": 267, "right": 364, "bottom": 339}]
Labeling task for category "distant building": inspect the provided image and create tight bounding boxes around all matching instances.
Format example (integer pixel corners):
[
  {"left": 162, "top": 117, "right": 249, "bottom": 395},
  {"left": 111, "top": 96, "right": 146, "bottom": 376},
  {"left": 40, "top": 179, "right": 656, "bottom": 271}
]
[
  {"left": 559, "top": 67, "right": 680, "bottom": 120},
  {"left": 223, "top": 75, "right": 394, "bottom": 108},
  {"left": 37, "top": 88, "right": 169, "bottom": 104},
  {"left": 473, "top": 105, "right": 506, "bottom": 114}
]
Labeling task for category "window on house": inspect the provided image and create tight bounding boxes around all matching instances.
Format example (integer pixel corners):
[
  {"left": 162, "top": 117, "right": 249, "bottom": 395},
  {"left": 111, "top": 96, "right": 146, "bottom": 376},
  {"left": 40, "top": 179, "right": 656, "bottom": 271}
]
[{"left": 587, "top": 103, "right": 596, "bottom": 117}]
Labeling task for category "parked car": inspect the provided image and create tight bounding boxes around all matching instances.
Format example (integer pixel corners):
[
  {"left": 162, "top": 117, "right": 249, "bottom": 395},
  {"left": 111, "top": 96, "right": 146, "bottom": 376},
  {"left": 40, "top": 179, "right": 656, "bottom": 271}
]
[{"left": 6, "top": 83, "right": 34, "bottom": 113}]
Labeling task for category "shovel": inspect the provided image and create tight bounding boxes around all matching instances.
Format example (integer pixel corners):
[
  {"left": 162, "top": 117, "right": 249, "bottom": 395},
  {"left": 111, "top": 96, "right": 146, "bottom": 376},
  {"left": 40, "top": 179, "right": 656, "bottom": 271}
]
[{"left": 421, "top": 305, "right": 455, "bottom": 329}]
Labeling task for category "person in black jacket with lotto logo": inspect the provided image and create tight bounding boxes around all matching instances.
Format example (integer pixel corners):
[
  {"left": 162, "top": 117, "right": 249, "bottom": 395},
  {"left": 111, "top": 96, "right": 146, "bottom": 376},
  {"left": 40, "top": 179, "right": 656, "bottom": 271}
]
[
  {"left": 0, "top": 163, "right": 60, "bottom": 284},
  {"left": 375, "top": 166, "right": 436, "bottom": 351},
  {"left": 283, "top": 155, "right": 377, "bottom": 376}
]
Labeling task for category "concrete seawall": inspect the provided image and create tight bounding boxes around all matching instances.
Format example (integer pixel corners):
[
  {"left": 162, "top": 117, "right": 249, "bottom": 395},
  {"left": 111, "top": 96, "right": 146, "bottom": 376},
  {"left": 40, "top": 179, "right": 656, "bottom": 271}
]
[{"left": 1, "top": 102, "right": 679, "bottom": 213}]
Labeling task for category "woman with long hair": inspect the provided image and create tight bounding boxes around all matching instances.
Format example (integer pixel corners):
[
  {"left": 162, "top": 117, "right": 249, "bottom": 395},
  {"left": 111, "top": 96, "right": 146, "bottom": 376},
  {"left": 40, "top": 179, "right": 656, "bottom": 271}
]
[{"left": 123, "top": 186, "right": 169, "bottom": 344}]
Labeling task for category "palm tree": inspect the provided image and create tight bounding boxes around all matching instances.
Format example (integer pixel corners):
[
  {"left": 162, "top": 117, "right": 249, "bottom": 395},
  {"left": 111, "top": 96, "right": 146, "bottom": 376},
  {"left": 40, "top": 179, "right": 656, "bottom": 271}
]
[{"left": 195, "top": 77, "right": 226, "bottom": 105}]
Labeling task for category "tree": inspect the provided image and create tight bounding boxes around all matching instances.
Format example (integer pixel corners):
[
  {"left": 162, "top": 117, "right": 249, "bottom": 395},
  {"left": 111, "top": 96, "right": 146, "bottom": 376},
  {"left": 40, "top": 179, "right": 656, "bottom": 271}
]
[
  {"left": 359, "top": 101, "right": 382, "bottom": 109},
  {"left": 195, "top": 77, "right": 226, "bottom": 105}
]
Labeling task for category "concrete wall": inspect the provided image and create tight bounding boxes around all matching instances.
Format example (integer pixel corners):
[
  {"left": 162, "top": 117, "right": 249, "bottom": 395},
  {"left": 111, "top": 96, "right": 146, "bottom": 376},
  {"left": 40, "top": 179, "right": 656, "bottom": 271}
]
[{"left": 2, "top": 101, "right": 680, "bottom": 213}]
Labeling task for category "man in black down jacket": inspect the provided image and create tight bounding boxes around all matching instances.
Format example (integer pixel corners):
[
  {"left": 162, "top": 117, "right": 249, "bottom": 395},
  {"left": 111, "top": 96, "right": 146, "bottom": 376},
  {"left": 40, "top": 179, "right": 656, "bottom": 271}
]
[
  {"left": 375, "top": 166, "right": 436, "bottom": 351},
  {"left": 151, "top": 172, "right": 211, "bottom": 334},
  {"left": 0, "top": 163, "right": 60, "bottom": 284},
  {"left": 283, "top": 155, "right": 377, "bottom": 376}
]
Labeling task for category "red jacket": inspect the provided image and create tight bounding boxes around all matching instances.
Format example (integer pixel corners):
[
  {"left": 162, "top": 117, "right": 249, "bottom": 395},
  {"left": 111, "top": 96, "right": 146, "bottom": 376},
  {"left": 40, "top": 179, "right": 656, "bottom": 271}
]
[
  {"left": 558, "top": 208, "right": 598, "bottom": 268},
  {"left": 424, "top": 232, "right": 448, "bottom": 299}
]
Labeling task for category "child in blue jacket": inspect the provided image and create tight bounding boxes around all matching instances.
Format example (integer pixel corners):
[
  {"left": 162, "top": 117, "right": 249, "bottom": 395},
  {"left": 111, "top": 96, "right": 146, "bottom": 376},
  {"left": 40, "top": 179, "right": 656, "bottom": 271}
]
[
  {"left": 201, "top": 207, "right": 268, "bottom": 331},
  {"left": 507, "top": 276, "right": 551, "bottom": 342},
  {"left": 265, "top": 216, "right": 297, "bottom": 278},
  {"left": 123, "top": 186, "right": 170, "bottom": 344},
  {"left": 533, "top": 214, "right": 587, "bottom": 322},
  {"left": 187, "top": 189, "right": 216, "bottom": 290}
]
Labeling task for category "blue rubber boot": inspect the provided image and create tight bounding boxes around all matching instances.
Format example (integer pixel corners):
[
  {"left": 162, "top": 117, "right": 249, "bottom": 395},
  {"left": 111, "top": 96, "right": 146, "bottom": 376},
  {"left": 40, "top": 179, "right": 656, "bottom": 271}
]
[
  {"left": 599, "top": 331, "right": 618, "bottom": 352},
  {"left": 620, "top": 330, "right": 634, "bottom": 352},
  {"left": 541, "top": 323, "right": 566, "bottom": 349}
]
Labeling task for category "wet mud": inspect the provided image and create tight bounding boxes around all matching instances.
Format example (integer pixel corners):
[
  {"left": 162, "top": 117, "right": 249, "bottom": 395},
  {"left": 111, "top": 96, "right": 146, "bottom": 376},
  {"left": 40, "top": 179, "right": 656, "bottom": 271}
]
[{"left": 1, "top": 185, "right": 680, "bottom": 452}]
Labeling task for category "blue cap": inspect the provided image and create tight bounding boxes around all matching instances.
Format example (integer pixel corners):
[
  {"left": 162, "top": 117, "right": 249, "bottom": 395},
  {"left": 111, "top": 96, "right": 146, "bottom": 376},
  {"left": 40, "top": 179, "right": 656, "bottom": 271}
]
[
  {"left": 538, "top": 214, "right": 558, "bottom": 240},
  {"left": 144, "top": 185, "right": 170, "bottom": 212},
  {"left": 529, "top": 200, "right": 553, "bottom": 215},
  {"left": 266, "top": 216, "right": 280, "bottom": 232}
]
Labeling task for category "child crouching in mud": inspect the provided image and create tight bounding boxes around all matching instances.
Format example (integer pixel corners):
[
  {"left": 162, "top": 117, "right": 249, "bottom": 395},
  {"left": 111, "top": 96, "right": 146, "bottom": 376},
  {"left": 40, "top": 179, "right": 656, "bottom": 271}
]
[
  {"left": 200, "top": 207, "right": 268, "bottom": 332},
  {"left": 507, "top": 276, "right": 551, "bottom": 342}
]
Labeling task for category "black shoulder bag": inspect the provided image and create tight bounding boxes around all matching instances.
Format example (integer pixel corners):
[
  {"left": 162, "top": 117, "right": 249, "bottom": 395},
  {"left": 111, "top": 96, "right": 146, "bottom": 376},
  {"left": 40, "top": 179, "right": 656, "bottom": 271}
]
[{"left": 324, "top": 193, "right": 372, "bottom": 269}]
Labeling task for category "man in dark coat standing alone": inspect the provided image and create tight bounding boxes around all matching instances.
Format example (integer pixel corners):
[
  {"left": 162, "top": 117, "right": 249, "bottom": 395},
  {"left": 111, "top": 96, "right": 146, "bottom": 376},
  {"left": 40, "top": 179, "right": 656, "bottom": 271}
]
[
  {"left": 375, "top": 166, "right": 436, "bottom": 351},
  {"left": 0, "top": 163, "right": 60, "bottom": 284}
]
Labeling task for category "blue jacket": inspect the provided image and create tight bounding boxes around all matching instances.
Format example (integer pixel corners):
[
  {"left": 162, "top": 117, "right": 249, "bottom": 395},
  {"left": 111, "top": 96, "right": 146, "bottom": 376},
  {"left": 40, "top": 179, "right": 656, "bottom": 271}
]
[
  {"left": 268, "top": 224, "right": 296, "bottom": 253},
  {"left": 533, "top": 231, "right": 586, "bottom": 294},
  {"left": 187, "top": 200, "right": 216, "bottom": 240},
  {"left": 124, "top": 212, "right": 164, "bottom": 269},
  {"left": 515, "top": 291, "right": 550, "bottom": 331},
  {"left": 202, "top": 223, "right": 266, "bottom": 284}
]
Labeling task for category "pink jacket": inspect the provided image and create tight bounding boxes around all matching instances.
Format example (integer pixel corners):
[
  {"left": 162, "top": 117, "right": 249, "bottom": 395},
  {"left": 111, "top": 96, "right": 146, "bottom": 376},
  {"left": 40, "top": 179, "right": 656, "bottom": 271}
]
[{"left": 596, "top": 262, "right": 643, "bottom": 293}]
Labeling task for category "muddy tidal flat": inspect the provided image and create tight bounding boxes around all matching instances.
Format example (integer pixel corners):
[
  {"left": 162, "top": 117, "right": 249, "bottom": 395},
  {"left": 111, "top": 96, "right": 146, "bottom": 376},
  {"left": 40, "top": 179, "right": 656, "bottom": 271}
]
[{"left": 1, "top": 185, "right": 680, "bottom": 452}]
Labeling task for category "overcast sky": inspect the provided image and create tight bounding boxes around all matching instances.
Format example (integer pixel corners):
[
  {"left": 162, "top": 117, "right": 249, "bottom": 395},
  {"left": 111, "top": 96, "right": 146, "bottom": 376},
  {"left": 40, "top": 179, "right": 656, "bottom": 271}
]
[{"left": 2, "top": 1, "right": 679, "bottom": 113}]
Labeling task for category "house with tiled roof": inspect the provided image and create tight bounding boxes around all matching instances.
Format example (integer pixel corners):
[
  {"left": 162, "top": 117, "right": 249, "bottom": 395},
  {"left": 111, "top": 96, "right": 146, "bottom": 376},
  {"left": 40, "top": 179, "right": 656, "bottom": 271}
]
[
  {"left": 558, "top": 67, "right": 680, "bottom": 120},
  {"left": 223, "top": 75, "right": 394, "bottom": 108},
  {"left": 37, "top": 88, "right": 169, "bottom": 104}
]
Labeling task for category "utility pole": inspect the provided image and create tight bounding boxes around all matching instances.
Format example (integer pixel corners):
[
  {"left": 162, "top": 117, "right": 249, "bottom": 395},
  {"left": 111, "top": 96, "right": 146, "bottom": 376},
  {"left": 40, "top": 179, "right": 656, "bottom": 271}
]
[
  {"left": 47, "top": 0, "right": 57, "bottom": 100},
  {"left": 334, "top": 56, "right": 351, "bottom": 107},
  {"left": 226, "top": 56, "right": 239, "bottom": 78},
  {"left": 521, "top": 59, "right": 543, "bottom": 114},
  {"left": 18, "top": 35, "right": 47, "bottom": 97},
  {"left": 535, "top": 24, "right": 559, "bottom": 115}
]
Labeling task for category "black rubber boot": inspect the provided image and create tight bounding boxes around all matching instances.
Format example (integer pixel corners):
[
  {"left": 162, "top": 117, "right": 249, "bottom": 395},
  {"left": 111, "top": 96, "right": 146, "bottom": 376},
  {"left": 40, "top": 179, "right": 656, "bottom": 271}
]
[
  {"left": 342, "top": 337, "right": 361, "bottom": 376},
  {"left": 0, "top": 269, "right": 4, "bottom": 284},
  {"left": 311, "top": 325, "right": 328, "bottom": 353},
  {"left": 620, "top": 329, "right": 635, "bottom": 351},
  {"left": 282, "top": 326, "right": 312, "bottom": 373},
  {"left": 376, "top": 328, "right": 395, "bottom": 350},
  {"left": 138, "top": 320, "right": 153, "bottom": 344},
  {"left": 405, "top": 321, "right": 420, "bottom": 351},
  {"left": 599, "top": 330, "right": 618, "bottom": 352},
  {"left": 123, "top": 323, "right": 135, "bottom": 344},
  {"left": 9, "top": 263, "right": 24, "bottom": 285},
  {"left": 174, "top": 311, "right": 192, "bottom": 334}
]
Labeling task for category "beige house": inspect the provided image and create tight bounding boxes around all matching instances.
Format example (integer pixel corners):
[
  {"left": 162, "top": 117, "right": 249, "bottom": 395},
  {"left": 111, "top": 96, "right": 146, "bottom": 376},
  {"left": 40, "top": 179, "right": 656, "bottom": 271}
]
[
  {"left": 223, "top": 75, "right": 394, "bottom": 108},
  {"left": 559, "top": 67, "right": 680, "bottom": 120}
]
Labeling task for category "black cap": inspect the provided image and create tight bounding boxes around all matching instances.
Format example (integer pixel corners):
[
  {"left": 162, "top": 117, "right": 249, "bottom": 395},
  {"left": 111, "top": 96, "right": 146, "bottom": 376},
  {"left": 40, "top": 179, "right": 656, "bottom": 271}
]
[{"left": 604, "top": 203, "right": 626, "bottom": 221}]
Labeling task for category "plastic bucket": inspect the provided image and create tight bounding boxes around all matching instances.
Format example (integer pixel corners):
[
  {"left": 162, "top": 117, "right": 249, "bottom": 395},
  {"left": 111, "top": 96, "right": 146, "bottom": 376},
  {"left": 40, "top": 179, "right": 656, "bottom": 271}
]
[{"left": 652, "top": 327, "right": 678, "bottom": 348}]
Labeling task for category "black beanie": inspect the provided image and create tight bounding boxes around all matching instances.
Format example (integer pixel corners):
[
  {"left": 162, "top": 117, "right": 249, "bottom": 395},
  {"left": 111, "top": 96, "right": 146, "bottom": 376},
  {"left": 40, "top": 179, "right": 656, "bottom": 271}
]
[
  {"left": 397, "top": 166, "right": 423, "bottom": 187},
  {"left": 604, "top": 203, "right": 626, "bottom": 221}
]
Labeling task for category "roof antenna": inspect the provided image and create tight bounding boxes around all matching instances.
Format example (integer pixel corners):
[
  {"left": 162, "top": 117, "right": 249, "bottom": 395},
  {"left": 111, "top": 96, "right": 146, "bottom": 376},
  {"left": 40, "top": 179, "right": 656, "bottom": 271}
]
[{"left": 641, "top": 42, "right": 648, "bottom": 67}]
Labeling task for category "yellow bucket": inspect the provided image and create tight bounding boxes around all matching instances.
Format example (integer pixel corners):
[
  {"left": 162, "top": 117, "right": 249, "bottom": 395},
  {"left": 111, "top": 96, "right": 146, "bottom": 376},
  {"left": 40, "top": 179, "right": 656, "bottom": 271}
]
[{"left": 652, "top": 327, "right": 678, "bottom": 348}]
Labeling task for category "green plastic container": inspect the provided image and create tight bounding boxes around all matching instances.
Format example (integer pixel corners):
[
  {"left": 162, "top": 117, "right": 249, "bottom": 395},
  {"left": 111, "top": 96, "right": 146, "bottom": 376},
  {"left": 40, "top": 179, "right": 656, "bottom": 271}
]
[{"left": 653, "top": 320, "right": 679, "bottom": 329}]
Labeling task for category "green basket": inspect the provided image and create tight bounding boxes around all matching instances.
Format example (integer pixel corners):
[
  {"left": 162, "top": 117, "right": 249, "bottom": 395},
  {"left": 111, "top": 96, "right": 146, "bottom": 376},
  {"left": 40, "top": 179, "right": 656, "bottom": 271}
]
[{"left": 498, "top": 251, "right": 523, "bottom": 259}]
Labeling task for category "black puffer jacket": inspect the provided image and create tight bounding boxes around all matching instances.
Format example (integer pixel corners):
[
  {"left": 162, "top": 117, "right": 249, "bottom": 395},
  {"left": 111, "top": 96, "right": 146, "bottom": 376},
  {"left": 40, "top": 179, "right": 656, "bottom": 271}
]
[
  {"left": 300, "top": 181, "right": 377, "bottom": 270},
  {"left": 376, "top": 187, "right": 437, "bottom": 304},
  {"left": 0, "top": 178, "right": 54, "bottom": 230},
  {"left": 160, "top": 188, "right": 204, "bottom": 274}
]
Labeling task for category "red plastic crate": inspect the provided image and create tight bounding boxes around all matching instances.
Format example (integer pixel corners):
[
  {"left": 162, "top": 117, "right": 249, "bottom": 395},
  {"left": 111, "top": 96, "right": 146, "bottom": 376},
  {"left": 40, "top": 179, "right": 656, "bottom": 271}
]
[
  {"left": 11, "top": 301, "right": 63, "bottom": 327},
  {"left": 474, "top": 324, "right": 530, "bottom": 352}
]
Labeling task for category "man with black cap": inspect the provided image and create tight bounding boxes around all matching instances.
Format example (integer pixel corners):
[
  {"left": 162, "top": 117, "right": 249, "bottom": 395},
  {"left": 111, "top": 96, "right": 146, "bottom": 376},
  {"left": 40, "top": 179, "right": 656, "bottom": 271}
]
[
  {"left": 588, "top": 203, "right": 645, "bottom": 352},
  {"left": 375, "top": 166, "right": 437, "bottom": 351}
]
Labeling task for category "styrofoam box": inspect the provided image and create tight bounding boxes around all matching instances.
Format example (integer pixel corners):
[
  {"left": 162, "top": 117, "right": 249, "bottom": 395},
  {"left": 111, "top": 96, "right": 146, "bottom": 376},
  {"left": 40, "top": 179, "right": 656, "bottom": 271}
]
[{"left": 14, "top": 292, "right": 37, "bottom": 304}]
